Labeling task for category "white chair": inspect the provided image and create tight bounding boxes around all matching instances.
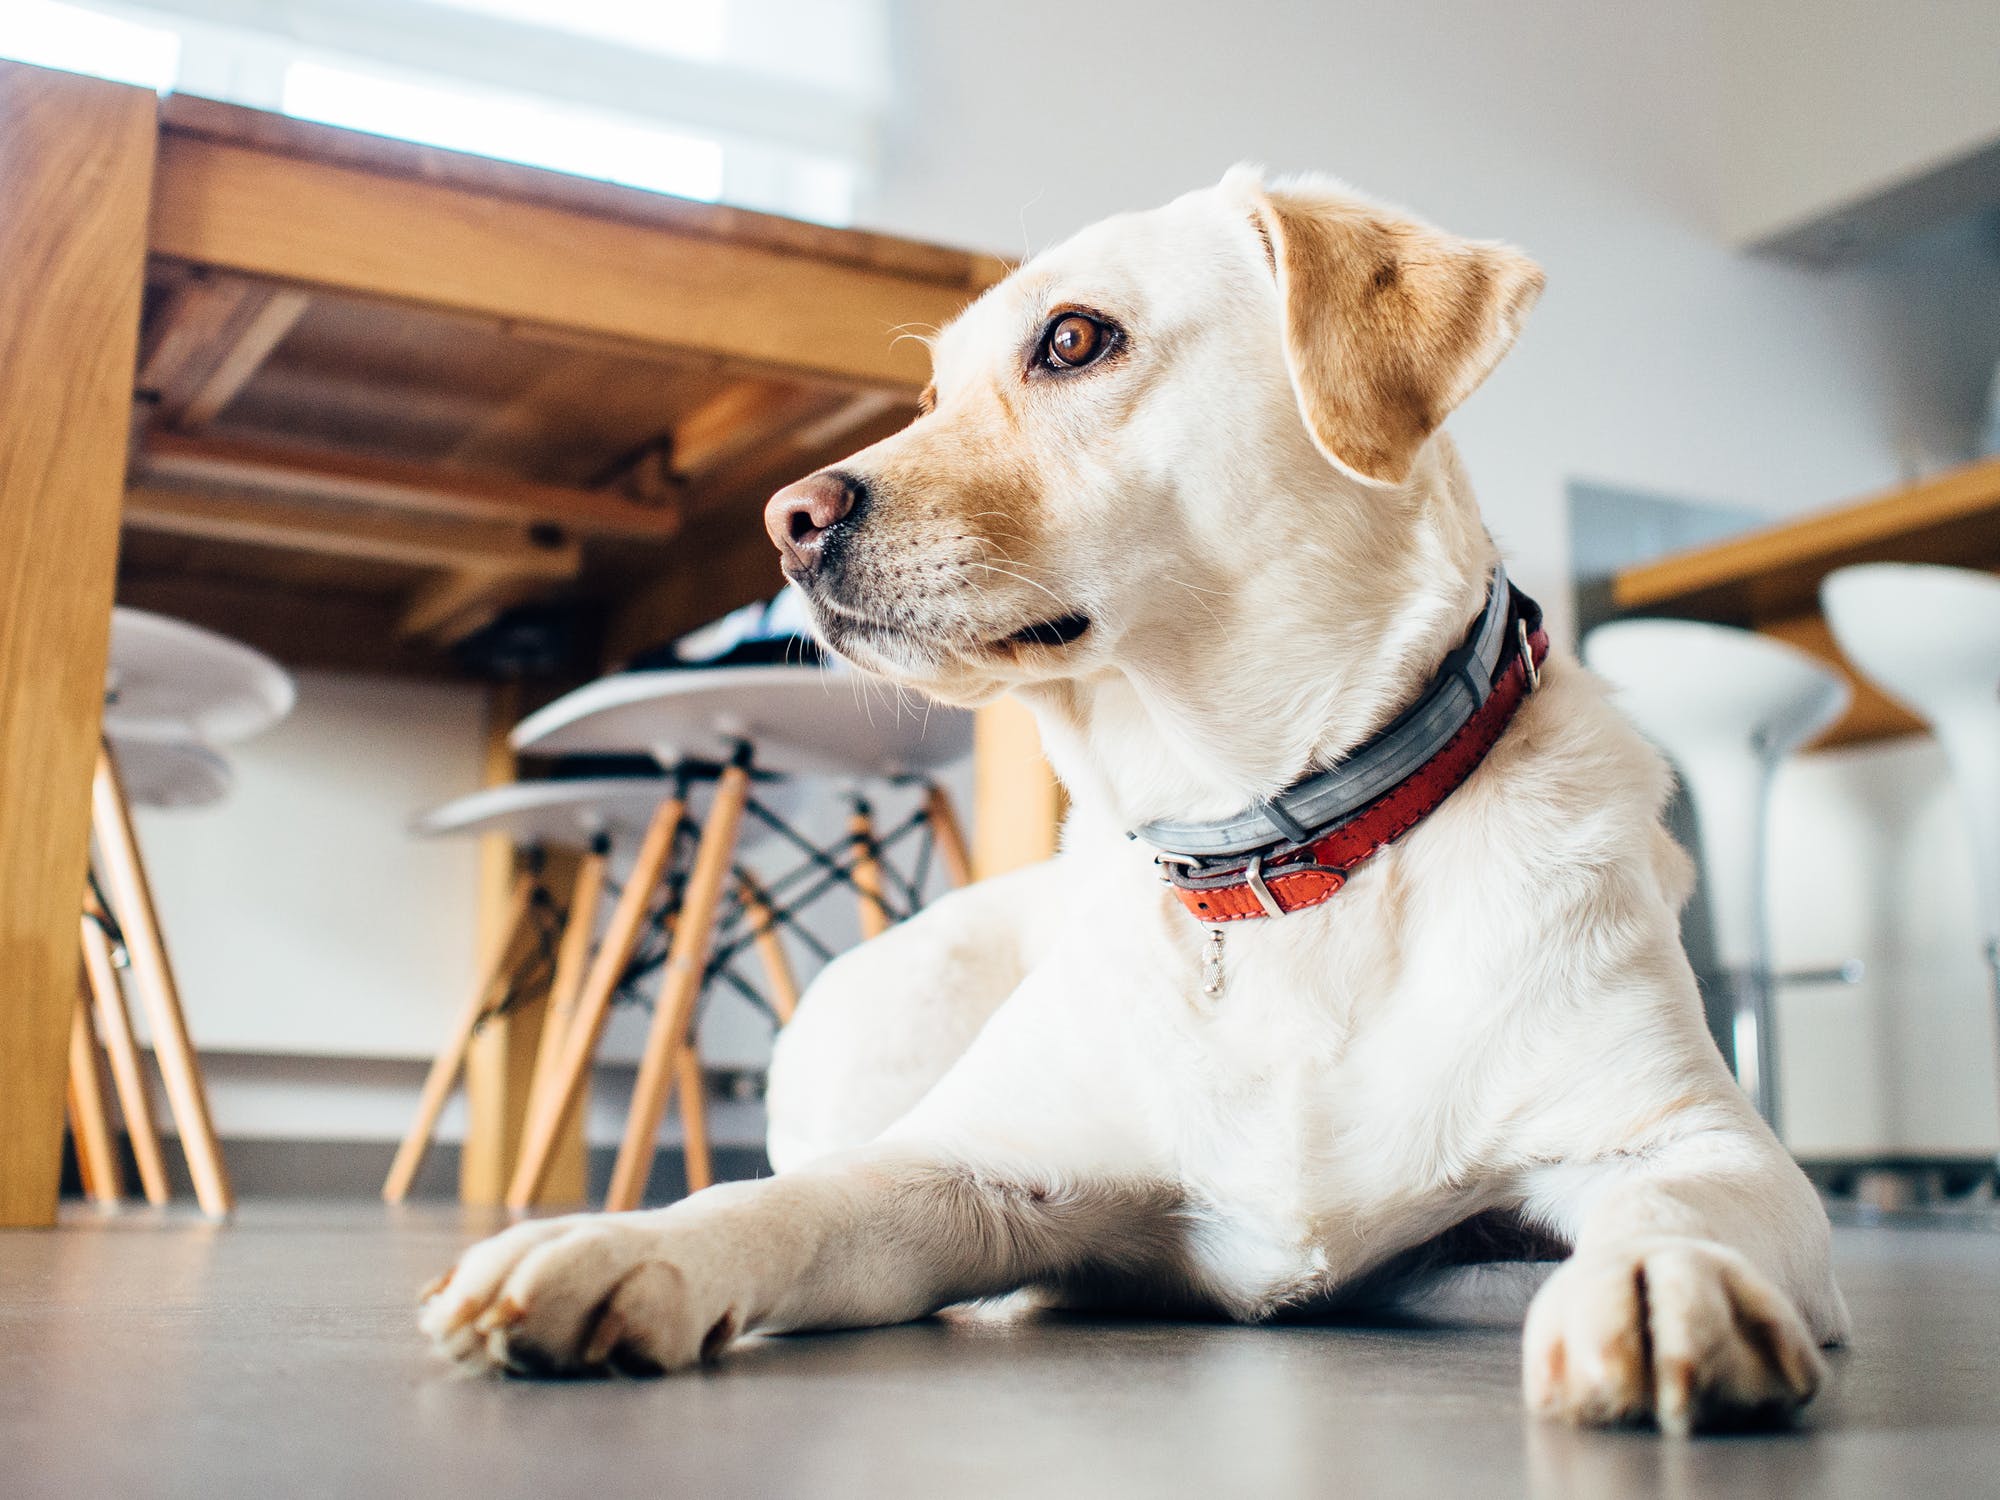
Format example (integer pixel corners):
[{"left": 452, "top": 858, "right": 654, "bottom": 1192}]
[
  {"left": 1584, "top": 620, "right": 1850, "bottom": 1131},
  {"left": 504, "top": 666, "right": 973, "bottom": 1210},
  {"left": 76, "top": 609, "right": 297, "bottom": 1216},
  {"left": 1822, "top": 564, "right": 2000, "bottom": 1138},
  {"left": 385, "top": 775, "right": 806, "bottom": 1204}
]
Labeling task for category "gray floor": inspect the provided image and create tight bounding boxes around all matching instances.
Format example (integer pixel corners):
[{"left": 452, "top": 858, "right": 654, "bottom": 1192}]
[{"left": 3, "top": 1204, "right": 1997, "bottom": 1498}]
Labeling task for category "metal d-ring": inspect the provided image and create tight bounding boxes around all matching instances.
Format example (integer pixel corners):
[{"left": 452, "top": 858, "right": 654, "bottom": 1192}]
[
  {"left": 1244, "top": 853, "right": 1286, "bottom": 919},
  {"left": 1517, "top": 618, "right": 1540, "bottom": 693}
]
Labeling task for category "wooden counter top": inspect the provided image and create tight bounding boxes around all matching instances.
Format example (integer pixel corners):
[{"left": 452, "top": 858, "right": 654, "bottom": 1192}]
[{"left": 1610, "top": 455, "right": 2000, "bottom": 746}]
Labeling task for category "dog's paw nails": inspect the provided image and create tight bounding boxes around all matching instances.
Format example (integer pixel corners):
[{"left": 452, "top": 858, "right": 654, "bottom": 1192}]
[
  {"left": 417, "top": 1215, "right": 737, "bottom": 1378},
  {"left": 474, "top": 1297, "right": 527, "bottom": 1336},
  {"left": 1523, "top": 1237, "right": 1825, "bottom": 1434}
]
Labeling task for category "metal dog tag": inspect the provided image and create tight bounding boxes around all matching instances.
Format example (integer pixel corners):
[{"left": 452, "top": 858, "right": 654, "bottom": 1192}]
[{"left": 1201, "top": 926, "right": 1226, "bottom": 998}]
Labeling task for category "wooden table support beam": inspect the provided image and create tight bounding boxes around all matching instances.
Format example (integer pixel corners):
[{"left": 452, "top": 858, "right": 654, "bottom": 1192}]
[{"left": 0, "top": 65, "right": 157, "bottom": 1228}]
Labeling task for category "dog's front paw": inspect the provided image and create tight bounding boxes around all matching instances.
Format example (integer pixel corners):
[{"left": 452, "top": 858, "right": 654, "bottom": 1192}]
[
  {"left": 418, "top": 1213, "right": 742, "bottom": 1377},
  {"left": 1522, "top": 1237, "right": 1824, "bottom": 1434}
]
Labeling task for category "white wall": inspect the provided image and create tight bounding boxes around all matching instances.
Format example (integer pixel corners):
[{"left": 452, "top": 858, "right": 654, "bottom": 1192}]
[
  {"left": 1708, "top": 0, "right": 2000, "bottom": 246},
  {"left": 136, "top": 671, "right": 487, "bottom": 1060}
]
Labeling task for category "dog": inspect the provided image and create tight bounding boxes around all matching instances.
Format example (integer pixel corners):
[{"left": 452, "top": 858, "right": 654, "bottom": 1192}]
[{"left": 421, "top": 167, "right": 1848, "bottom": 1433}]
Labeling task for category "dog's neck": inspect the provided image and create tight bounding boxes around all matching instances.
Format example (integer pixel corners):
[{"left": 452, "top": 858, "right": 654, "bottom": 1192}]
[{"left": 1019, "top": 439, "right": 1499, "bottom": 836}]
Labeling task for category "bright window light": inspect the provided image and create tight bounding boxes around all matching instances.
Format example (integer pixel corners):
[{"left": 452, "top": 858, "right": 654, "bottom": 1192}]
[
  {"left": 0, "top": 0, "right": 180, "bottom": 90},
  {"left": 283, "top": 61, "right": 725, "bottom": 202},
  {"left": 424, "top": 0, "right": 727, "bottom": 61}
]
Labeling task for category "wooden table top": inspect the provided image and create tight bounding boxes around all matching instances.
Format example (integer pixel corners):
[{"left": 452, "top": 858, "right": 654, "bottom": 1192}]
[
  {"left": 1609, "top": 454, "right": 2000, "bottom": 746},
  {"left": 110, "top": 87, "right": 1011, "bottom": 682}
]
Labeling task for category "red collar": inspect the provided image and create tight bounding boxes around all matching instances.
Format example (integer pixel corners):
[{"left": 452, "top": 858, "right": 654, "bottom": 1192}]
[{"left": 1153, "top": 587, "right": 1548, "bottom": 924}]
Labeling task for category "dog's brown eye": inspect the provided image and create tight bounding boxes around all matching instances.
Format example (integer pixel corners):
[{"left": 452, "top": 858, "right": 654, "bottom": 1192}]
[{"left": 1045, "top": 313, "right": 1107, "bottom": 369}]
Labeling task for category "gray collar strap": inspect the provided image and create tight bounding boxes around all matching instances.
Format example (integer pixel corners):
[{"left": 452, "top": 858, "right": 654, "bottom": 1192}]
[{"left": 1133, "top": 564, "right": 1516, "bottom": 860}]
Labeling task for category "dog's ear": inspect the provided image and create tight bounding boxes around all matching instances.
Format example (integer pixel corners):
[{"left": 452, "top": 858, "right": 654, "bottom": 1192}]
[{"left": 1238, "top": 173, "right": 1543, "bottom": 487}]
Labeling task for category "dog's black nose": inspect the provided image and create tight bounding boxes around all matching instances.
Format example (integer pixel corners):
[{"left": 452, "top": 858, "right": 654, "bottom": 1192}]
[{"left": 765, "top": 470, "right": 863, "bottom": 575}]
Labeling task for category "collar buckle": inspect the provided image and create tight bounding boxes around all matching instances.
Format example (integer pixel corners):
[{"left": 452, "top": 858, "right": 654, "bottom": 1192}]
[{"left": 1517, "top": 617, "right": 1541, "bottom": 693}]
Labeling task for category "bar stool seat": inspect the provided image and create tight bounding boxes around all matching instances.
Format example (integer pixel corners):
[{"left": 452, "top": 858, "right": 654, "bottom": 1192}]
[
  {"left": 1584, "top": 619, "right": 1850, "bottom": 1131},
  {"left": 1822, "top": 563, "right": 2000, "bottom": 1160}
]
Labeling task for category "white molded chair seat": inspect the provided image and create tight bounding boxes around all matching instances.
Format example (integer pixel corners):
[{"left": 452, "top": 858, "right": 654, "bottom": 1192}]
[
  {"left": 111, "top": 736, "right": 234, "bottom": 810},
  {"left": 1584, "top": 619, "right": 1850, "bottom": 1128},
  {"left": 1822, "top": 564, "right": 2000, "bottom": 947},
  {"left": 103, "top": 608, "right": 296, "bottom": 745},
  {"left": 510, "top": 666, "right": 971, "bottom": 778},
  {"left": 411, "top": 775, "right": 800, "bottom": 853}
]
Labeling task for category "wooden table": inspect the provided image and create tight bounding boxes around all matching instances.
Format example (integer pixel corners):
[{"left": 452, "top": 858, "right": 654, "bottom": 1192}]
[
  {"left": 1612, "top": 455, "right": 2000, "bottom": 747},
  {"left": 0, "top": 62, "right": 1008, "bottom": 1226}
]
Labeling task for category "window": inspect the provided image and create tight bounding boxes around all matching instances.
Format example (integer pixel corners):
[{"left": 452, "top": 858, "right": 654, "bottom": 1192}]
[
  {"left": 425, "top": 0, "right": 727, "bottom": 61},
  {"left": 282, "top": 62, "right": 727, "bottom": 202},
  {"left": 0, "top": 0, "right": 882, "bottom": 225},
  {"left": 1, "top": 1, "right": 179, "bottom": 90}
]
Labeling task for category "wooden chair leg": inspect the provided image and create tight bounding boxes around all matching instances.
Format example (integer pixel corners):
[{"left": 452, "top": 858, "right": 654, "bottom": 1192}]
[
  {"left": 382, "top": 869, "right": 536, "bottom": 1203},
  {"left": 605, "top": 764, "right": 751, "bottom": 1211},
  {"left": 925, "top": 783, "right": 974, "bottom": 888},
  {"left": 66, "top": 1090, "right": 100, "bottom": 1202},
  {"left": 66, "top": 989, "right": 122, "bottom": 1204},
  {"left": 90, "top": 746, "right": 234, "bottom": 1217},
  {"left": 79, "top": 911, "right": 170, "bottom": 1205},
  {"left": 737, "top": 875, "right": 800, "bottom": 1024},
  {"left": 673, "top": 1046, "right": 711, "bottom": 1194},
  {"left": 517, "top": 849, "right": 606, "bottom": 1207},
  {"left": 849, "top": 798, "right": 889, "bottom": 940},
  {"left": 507, "top": 790, "right": 687, "bottom": 1210}
]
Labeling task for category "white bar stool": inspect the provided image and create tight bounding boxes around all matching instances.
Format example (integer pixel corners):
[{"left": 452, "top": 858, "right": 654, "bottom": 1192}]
[
  {"left": 1584, "top": 620, "right": 1850, "bottom": 1131},
  {"left": 505, "top": 665, "right": 972, "bottom": 1211},
  {"left": 1822, "top": 563, "right": 2000, "bottom": 1155},
  {"left": 79, "top": 609, "right": 297, "bottom": 1216}
]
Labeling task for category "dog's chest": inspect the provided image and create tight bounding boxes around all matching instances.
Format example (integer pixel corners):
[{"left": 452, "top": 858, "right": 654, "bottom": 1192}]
[{"left": 1146, "top": 923, "right": 1479, "bottom": 1299}]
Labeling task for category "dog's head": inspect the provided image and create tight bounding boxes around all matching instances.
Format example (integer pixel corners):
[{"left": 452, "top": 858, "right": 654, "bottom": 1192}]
[{"left": 766, "top": 168, "right": 1542, "bottom": 709}]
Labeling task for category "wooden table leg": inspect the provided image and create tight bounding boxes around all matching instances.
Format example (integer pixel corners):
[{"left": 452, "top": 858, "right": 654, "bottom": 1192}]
[
  {"left": 507, "top": 789, "right": 686, "bottom": 1210},
  {"left": 673, "top": 1046, "right": 711, "bottom": 1194},
  {"left": 383, "top": 869, "right": 535, "bottom": 1203},
  {"left": 91, "top": 746, "right": 235, "bottom": 1218},
  {"left": 925, "top": 783, "right": 974, "bottom": 888},
  {"left": 737, "top": 875, "right": 800, "bottom": 1024},
  {"left": 67, "top": 991, "right": 123, "bottom": 1204},
  {"left": 79, "top": 911, "right": 170, "bottom": 1205},
  {"left": 0, "top": 64, "right": 157, "bottom": 1228},
  {"left": 460, "top": 685, "right": 535, "bottom": 1207},
  {"left": 849, "top": 798, "right": 889, "bottom": 940},
  {"left": 972, "top": 698, "right": 1064, "bottom": 882},
  {"left": 605, "top": 763, "right": 751, "bottom": 1211}
]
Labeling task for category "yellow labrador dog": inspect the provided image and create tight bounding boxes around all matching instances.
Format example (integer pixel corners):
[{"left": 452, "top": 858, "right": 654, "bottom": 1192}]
[{"left": 422, "top": 168, "right": 1846, "bottom": 1434}]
